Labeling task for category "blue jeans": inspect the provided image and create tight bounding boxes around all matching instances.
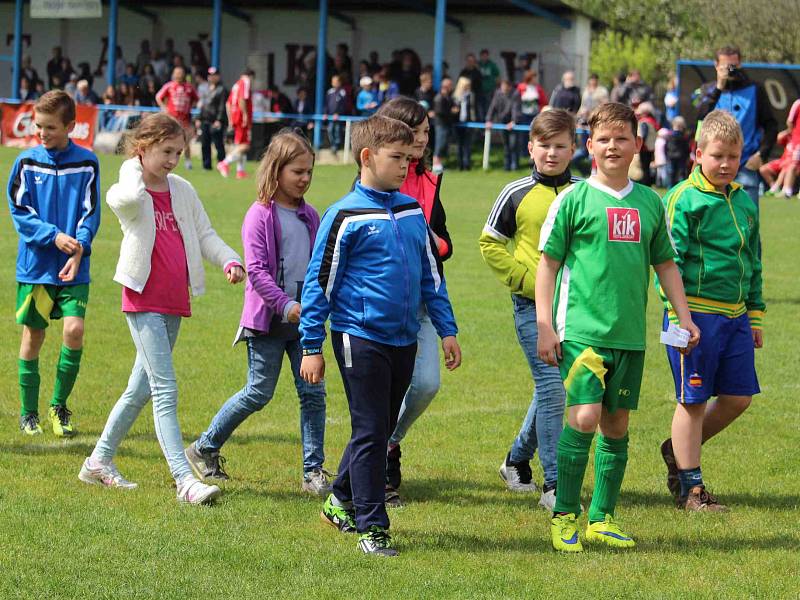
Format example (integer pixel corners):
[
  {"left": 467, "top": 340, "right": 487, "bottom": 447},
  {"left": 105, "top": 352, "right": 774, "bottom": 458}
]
[
  {"left": 389, "top": 309, "right": 440, "bottom": 446},
  {"left": 197, "top": 335, "right": 327, "bottom": 473},
  {"left": 92, "top": 312, "right": 193, "bottom": 481},
  {"left": 508, "top": 296, "right": 566, "bottom": 486},
  {"left": 327, "top": 121, "right": 344, "bottom": 152},
  {"left": 433, "top": 123, "right": 451, "bottom": 159},
  {"left": 456, "top": 126, "right": 472, "bottom": 170},
  {"left": 517, "top": 114, "right": 534, "bottom": 162},
  {"left": 735, "top": 166, "right": 760, "bottom": 209},
  {"left": 502, "top": 130, "right": 518, "bottom": 171}
]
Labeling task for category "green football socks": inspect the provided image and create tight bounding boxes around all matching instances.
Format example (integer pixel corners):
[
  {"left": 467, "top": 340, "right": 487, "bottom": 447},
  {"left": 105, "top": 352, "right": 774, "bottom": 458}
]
[
  {"left": 51, "top": 345, "right": 82, "bottom": 408},
  {"left": 18, "top": 358, "right": 40, "bottom": 416},
  {"left": 588, "top": 433, "right": 629, "bottom": 523},
  {"left": 554, "top": 425, "right": 595, "bottom": 516}
]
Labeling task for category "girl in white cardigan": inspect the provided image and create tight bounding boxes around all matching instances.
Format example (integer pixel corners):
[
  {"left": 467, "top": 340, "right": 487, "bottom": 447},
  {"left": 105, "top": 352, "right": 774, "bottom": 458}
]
[{"left": 79, "top": 114, "right": 245, "bottom": 504}]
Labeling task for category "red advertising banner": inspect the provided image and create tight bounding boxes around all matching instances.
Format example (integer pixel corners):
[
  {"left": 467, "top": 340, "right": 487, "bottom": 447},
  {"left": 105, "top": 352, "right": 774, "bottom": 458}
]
[{"left": 1, "top": 102, "right": 97, "bottom": 149}]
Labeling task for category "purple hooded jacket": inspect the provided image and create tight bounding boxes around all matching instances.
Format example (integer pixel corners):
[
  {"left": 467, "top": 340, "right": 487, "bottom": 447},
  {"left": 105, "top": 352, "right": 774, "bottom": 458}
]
[{"left": 239, "top": 199, "right": 320, "bottom": 333}]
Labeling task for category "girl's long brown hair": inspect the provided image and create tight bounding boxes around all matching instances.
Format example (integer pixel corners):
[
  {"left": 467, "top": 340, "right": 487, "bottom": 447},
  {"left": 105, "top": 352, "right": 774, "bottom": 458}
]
[
  {"left": 123, "top": 112, "right": 186, "bottom": 157},
  {"left": 256, "top": 129, "right": 315, "bottom": 204},
  {"left": 375, "top": 97, "right": 430, "bottom": 175}
]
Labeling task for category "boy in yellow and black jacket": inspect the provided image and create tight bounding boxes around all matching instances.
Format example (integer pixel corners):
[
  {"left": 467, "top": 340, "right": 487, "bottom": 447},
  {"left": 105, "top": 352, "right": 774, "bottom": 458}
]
[
  {"left": 656, "top": 110, "right": 765, "bottom": 512},
  {"left": 479, "top": 109, "right": 580, "bottom": 510}
]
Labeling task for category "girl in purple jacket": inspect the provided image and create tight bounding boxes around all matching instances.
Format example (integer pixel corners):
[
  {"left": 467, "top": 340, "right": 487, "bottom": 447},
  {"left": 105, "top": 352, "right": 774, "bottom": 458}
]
[{"left": 185, "top": 129, "right": 330, "bottom": 495}]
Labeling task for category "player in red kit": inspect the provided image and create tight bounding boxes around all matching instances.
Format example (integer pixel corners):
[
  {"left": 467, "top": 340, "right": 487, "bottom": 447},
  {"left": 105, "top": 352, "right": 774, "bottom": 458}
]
[
  {"left": 156, "top": 66, "right": 199, "bottom": 170},
  {"left": 218, "top": 68, "right": 254, "bottom": 179}
]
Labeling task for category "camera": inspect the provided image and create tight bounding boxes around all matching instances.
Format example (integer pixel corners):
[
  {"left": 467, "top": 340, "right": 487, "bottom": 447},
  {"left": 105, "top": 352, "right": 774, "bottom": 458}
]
[{"left": 726, "top": 64, "right": 743, "bottom": 85}]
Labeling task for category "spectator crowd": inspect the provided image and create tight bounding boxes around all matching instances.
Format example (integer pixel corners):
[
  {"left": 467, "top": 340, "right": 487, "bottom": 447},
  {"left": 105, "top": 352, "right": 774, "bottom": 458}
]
[{"left": 13, "top": 39, "right": 699, "bottom": 183}]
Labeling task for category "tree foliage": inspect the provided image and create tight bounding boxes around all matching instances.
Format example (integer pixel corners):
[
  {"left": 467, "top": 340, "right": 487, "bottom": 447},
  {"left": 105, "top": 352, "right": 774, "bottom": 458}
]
[
  {"left": 587, "top": 31, "right": 669, "bottom": 86},
  {"left": 569, "top": 0, "right": 800, "bottom": 85}
]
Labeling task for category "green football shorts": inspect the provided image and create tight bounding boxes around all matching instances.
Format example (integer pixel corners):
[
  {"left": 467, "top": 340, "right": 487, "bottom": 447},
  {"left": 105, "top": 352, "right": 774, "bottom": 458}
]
[
  {"left": 16, "top": 283, "right": 89, "bottom": 329},
  {"left": 559, "top": 340, "right": 645, "bottom": 412}
]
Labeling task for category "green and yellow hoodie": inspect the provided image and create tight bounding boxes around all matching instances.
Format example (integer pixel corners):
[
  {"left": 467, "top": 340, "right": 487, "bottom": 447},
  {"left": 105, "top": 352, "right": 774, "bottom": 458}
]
[
  {"left": 657, "top": 166, "right": 765, "bottom": 329},
  {"left": 479, "top": 168, "right": 579, "bottom": 299}
]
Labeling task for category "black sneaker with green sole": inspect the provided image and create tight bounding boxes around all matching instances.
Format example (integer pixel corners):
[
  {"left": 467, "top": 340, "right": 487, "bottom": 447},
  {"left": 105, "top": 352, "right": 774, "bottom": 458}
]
[
  {"left": 320, "top": 493, "right": 356, "bottom": 533},
  {"left": 358, "top": 526, "right": 398, "bottom": 557}
]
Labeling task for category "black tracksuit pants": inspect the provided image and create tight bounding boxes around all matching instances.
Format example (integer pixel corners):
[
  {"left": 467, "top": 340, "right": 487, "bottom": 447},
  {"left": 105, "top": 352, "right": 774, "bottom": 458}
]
[{"left": 330, "top": 331, "right": 417, "bottom": 532}]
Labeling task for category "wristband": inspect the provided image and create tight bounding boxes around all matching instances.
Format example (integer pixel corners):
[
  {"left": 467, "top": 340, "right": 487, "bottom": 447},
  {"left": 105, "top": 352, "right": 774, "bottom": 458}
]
[{"left": 302, "top": 347, "right": 322, "bottom": 356}]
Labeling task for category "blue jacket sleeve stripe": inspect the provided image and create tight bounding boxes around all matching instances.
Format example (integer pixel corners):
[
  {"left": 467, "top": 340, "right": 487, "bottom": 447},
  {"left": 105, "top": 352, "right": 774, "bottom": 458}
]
[
  {"left": 319, "top": 208, "right": 388, "bottom": 297},
  {"left": 423, "top": 227, "right": 443, "bottom": 292}
]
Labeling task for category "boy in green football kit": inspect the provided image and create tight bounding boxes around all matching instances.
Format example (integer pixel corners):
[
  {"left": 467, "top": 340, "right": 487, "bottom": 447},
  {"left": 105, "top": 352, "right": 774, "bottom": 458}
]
[
  {"left": 7, "top": 91, "right": 101, "bottom": 436},
  {"left": 536, "top": 103, "right": 700, "bottom": 552},
  {"left": 658, "top": 111, "right": 764, "bottom": 512}
]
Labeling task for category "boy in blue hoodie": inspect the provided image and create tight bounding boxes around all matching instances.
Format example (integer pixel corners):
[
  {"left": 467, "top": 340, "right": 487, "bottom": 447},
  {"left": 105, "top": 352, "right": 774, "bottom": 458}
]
[
  {"left": 300, "top": 115, "right": 461, "bottom": 556},
  {"left": 7, "top": 90, "right": 101, "bottom": 437}
]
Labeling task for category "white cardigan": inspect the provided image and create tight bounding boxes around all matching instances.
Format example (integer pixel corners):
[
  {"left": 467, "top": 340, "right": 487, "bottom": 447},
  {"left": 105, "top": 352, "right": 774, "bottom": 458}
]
[{"left": 107, "top": 158, "right": 241, "bottom": 296}]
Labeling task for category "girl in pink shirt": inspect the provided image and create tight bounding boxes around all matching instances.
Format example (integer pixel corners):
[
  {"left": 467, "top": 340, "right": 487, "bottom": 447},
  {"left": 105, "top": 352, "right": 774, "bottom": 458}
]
[{"left": 80, "top": 113, "right": 245, "bottom": 504}]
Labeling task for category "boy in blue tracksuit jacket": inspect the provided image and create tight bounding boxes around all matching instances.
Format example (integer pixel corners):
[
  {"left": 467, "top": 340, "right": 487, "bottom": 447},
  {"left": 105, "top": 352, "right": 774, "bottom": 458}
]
[
  {"left": 300, "top": 115, "right": 461, "bottom": 556},
  {"left": 7, "top": 91, "right": 101, "bottom": 437}
]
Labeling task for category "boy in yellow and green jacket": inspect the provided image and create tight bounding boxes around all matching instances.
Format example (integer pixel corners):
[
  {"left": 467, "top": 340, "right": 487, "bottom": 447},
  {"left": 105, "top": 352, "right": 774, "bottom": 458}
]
[
  {"left": 479, "top": 109, "right": 580, "bottom": 510},
  {"left": 656, "top": 110, "right": 764, "bottom": 512}
]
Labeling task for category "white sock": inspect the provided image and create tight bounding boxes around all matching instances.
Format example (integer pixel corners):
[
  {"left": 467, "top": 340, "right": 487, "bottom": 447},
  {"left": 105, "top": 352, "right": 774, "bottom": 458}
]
[
  {"left": 176, "top": 474, "right": 198, "bottom": 488},
  {"left": 87, "top": 455, "right": 109, "bottom": 469},
  {"left": 330, "top": 494, "right": 353, "bottom": 509},
  {"left": 237, "top": 155, "right": 246, "bottom": 172}
]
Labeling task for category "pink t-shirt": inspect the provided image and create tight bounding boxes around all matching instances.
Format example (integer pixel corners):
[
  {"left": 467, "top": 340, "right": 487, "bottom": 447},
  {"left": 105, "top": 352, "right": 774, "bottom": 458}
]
[
  {"left": 122, "top": 189, "right": 191, "bottom": 316},
  {"left": 789, "top": 99, "right": 800, "bottom": 146}
]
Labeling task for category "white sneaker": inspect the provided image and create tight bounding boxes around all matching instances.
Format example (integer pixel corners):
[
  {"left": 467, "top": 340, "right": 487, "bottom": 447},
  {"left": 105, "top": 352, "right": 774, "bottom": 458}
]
[
  {"left": 176, "top": 477, "right": 221, "bottom": 505},
  {"left": 78, "top": 457, "right": 138, "bottom": 489},
  {"left": 184, "top": 159, "right": 193, "bottom": 170},
  {"left": 498, "top": 453, "right": 538, "bottom": 493},
  {"left": 539, "top": 488, "right": 556, "bottom": 511}
]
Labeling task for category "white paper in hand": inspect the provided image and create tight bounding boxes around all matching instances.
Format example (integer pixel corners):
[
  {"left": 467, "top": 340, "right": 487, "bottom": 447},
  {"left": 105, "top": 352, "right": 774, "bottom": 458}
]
[{"left": 660, "top": 323, "right": 690, "bottom": 348}]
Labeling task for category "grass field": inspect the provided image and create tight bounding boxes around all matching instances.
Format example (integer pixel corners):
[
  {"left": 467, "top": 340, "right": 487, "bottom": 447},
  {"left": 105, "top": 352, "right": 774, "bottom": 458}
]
[{"left": 0, "top": 146, "right": 798, "bottom": 599}]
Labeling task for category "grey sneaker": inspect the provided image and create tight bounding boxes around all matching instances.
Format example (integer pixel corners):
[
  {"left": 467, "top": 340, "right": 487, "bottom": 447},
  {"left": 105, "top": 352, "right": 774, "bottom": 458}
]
[
  {"left": 499, "top": 453, "right": 538, "bottom": 493},
  {"left": 78, "top": 457, "right": 138, "bottom": 489},
  {"left": 539, "top": 487, "right": 556, "bottom": 511},
  {"left": 185, "top": 441, "right": 229, "bottom": 481},
  {"left": 385, "top": 486, "right": 403, "bottom": 508},
  {"left": 302, "top": 468, "right": 332, "bottom": 497}
]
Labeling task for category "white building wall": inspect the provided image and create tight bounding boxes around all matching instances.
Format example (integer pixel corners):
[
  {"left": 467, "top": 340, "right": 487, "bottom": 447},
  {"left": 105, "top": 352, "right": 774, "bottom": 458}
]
[{"left": 0, "top": 5, "right": 590, "bottom": 100}]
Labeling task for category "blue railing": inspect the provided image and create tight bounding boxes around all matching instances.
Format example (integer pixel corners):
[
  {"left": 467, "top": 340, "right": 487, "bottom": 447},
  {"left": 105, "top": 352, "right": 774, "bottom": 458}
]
[{"left": 0, "top": 98, "right": 588, "bottom": 168}]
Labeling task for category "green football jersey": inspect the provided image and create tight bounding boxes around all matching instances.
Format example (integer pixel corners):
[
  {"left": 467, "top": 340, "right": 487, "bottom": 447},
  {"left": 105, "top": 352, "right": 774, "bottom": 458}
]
[{"left": 539, "top": 178, "right": 675, "bottom": 351}]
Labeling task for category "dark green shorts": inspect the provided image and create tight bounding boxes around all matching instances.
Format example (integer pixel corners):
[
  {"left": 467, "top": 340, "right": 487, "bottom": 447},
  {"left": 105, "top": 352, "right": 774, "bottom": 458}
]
[
  {"left": 559, "top": 340, "right": 645, "bottom": 412},
  {"left": 16, "top": 283, "right": 89, "bottom": 329}
]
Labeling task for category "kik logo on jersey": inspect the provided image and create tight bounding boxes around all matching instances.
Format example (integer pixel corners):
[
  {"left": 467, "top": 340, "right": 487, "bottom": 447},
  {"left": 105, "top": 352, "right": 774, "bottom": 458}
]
[{"left": 606, "top": 207, "right": 641, "bottom": 243}]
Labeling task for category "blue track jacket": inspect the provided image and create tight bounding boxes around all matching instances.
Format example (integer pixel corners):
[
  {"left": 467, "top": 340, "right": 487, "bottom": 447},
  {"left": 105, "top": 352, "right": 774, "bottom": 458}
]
[
  {"left": 300, "top": 182, "right": 458, "bottom": 349},
  {"left": 7, "top": 141, "right": 101, "bottom": 285}
]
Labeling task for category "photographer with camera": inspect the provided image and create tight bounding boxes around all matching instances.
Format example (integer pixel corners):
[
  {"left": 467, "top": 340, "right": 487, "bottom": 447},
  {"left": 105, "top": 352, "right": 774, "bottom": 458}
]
[{"left": 696, "top": 45, "right": 777, "bottom": 207}]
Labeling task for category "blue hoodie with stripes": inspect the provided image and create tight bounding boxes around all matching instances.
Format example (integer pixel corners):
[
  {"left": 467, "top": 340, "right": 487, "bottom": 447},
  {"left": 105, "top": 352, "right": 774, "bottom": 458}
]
[
  {"left": 7, "top": 141, "right": 101, "bottom": 286},
  {"left": 300, "top": 182, "right": 457, "bottom": 350}
]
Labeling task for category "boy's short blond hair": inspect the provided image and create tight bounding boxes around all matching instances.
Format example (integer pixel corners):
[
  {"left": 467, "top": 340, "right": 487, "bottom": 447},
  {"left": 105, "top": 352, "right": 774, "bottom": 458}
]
[
  {"left": 351, "top": 115, "right": 414, "bottom": 167},
  {"left": 697, "top": 110, "right": 743, "bottom": 149},
  {"left": 588, "top": 102, "right": 637, "bottom": 138},
  {"left": 530, "top": 108, "right": 575, "bottom": 142}
]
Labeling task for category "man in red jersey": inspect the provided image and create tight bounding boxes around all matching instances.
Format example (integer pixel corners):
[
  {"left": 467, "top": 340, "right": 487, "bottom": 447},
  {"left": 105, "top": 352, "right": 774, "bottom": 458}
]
[
  {"left": 218, "top": 68, "right": 254, "bottom": 179},
  {"left": 156, "top": 66, "right": 199, "bottom": 169}
]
